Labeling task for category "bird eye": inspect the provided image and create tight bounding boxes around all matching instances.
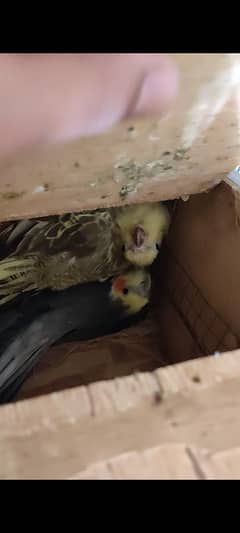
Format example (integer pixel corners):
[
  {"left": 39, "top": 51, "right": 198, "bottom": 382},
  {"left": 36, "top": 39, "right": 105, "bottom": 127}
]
[
  {"left": 156, "top": 243, "right": 161, "bottom": 251},
  {"left": 122, "top": 244, "right": 126, "bottom": 252},
  {"left": 123, "top": 287, "right": 129, "bottom": 295}
]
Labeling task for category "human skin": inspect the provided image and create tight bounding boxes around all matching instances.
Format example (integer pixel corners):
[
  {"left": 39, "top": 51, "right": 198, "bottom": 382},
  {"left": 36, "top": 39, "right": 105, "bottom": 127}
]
[{"left": 0, "top": 54, "right": 179, "bottom": 161}]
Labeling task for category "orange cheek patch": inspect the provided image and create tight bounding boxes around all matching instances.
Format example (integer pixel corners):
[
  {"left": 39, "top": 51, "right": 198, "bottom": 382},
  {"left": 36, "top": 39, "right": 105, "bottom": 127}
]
[{"left": 113, "top": 276, "right": 125, "bottom": 292}]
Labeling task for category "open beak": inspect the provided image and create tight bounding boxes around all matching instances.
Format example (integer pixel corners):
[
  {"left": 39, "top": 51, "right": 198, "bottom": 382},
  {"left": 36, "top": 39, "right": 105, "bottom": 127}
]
[{"left": 132, "top": 226, "right": 145, "bottom": 249}]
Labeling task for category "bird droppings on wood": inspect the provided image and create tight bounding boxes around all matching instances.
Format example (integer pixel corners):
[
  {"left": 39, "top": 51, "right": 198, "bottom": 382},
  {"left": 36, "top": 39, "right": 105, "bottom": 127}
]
[
  {"left": 1, "top": 191, "right": 25, "bottom": 200},
  {"left": 89, "top": 146, "right": 193, "bottom": 201},
  {"left": 120, "top": 184, "right": 137, "bottom": 200},
  {"left": 146, "top": 160, "right": 164, "bottom": 170},
  {"left": 117, "top": 159, "right": 175, "bottom": 200},
  {"left": 163, "top": 165, "right": 173, "bottom": 171},
  {"left": 118, "top": 162, "right": 147, "bottom": 199},
  {"left": 117, "top": 161, "right": 146, "bottom": 198},
  {"left": 173, "top": 148, "right": 189, "bottom": 160},
  {"left": 32, "top": 184, "right": 49, "bottom": 194},
  {"left": 87, "top": 174, "right": 109, "bottom": 191},
  {"left": 115, "top": 149, "right": 194, "bottom": 200}
]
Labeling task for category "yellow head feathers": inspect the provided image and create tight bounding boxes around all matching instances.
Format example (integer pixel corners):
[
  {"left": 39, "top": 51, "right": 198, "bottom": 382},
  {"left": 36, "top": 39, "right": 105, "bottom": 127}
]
[
  {"left": 116, "top": 202, "right": 170, "bottom": 267},
  {"left": 111, "top": 268, "right": 151, "bottom": 315}
]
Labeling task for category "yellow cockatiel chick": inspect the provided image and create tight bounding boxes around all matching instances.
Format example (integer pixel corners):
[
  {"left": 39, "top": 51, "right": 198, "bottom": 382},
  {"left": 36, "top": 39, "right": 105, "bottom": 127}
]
[{"left": 0, "top": 202, "right": 169, "bottom": 305}]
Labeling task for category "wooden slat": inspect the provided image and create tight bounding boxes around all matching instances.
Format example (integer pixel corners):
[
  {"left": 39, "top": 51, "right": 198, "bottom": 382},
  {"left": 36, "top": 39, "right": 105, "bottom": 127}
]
[
  {"left": 194, "top": 447, "right": 240, "bottom": 480},
  {"left": 0, "top": 54, "right": 239, "bottom": 221},
  {"left": 1, "top": 350, "right": 240, "bottom": 479},
  {"left": 70, "top": 444, "right": 240, "bottom": 480},
  {"left": 69, "top": 444, "right": 200, "bottom": 480}
]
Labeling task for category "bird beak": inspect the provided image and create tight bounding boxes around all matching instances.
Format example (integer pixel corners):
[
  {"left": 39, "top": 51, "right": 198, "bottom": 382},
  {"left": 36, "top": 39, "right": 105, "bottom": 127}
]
[{"left": 132, "top": 226, "right": 145, "bottom": 248}]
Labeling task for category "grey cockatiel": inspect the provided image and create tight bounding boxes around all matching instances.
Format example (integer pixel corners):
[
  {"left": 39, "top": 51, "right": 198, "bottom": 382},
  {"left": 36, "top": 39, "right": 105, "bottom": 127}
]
[{"left": 0, "top": 268, "right": 151, "bottom": 403}]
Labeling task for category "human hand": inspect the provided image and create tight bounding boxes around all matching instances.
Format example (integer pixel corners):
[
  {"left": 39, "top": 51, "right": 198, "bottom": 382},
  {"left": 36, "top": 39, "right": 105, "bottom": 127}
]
[{"left": 0, "top": 53, "right": 179, "bottom": 159}]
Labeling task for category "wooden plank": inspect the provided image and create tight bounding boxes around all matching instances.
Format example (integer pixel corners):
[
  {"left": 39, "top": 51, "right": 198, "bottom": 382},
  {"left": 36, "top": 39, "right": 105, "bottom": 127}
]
[
  {"left": 72, "top": 444, "right": 240, "bottom": 480},
  {"left": 1, "top": 350, "right": 240, "bottom": 479},
  {"left": 69, "top": 444, "right": 199, "bottom": 480},
  {"left": 0, "top": 54, "right": 239, "bottom": 221},
  {"left": 194, "top": 447, "right": 240, "bottom": 480}
]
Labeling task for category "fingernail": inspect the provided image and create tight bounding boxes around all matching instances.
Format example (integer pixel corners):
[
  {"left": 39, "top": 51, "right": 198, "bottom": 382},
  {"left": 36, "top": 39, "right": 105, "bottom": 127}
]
[{"left": 132, "top": 67, "right": 179, "bottom": 116}]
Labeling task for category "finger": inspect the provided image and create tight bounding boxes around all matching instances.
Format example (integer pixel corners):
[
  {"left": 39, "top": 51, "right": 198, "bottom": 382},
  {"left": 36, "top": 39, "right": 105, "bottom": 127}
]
[{"left": 0, "top": 53, "right": 179, "bottom": 158}]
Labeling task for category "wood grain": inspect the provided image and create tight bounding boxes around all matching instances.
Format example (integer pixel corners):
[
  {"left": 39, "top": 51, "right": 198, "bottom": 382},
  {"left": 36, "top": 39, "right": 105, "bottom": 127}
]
[
  {"left": 1, "top": 350, "right": 240, "bottom": 479},
  {"left": 70, "top": 444, "right": 200, "bottom": 480},
  {"left": 70, "top": 444, "right": 240, "bottom": 480},
  {"left": 0, "top": 54, "right": 239, "bottom": 221}
]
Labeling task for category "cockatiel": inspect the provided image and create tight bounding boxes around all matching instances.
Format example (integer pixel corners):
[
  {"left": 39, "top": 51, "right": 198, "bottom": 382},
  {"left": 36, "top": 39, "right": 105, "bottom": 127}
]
[
  {"left": 0, "top": 202, "right": 169, "bottom": 305},
  {"left": 0, "top": 268, "right": 151, "bottom": 403}
]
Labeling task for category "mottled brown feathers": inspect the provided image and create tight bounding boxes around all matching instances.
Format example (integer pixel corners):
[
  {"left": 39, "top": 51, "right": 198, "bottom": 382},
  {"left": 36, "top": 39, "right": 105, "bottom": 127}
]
[
  {"left": 0, "top": 202, "right": 170, "bottom": 305},
  {"left": 0, "top": 209, "right": 127, "bottom": 303}
]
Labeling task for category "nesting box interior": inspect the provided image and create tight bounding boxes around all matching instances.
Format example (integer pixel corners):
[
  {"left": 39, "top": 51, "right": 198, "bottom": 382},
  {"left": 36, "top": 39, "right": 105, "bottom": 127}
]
[
  {"left": 1, "top": 54, "right": 240, "bottom": 478},
  {"left": 7, "top": 181, "right": 237, "bottom": 403}
]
